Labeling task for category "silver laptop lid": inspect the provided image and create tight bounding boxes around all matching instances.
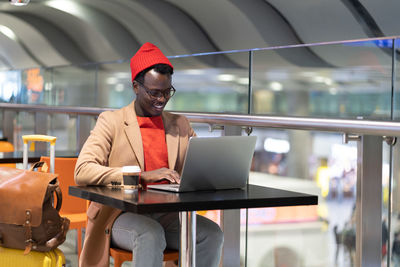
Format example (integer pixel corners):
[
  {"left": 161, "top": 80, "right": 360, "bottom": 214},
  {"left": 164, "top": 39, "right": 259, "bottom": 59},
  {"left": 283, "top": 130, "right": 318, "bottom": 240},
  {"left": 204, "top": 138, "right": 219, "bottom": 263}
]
[{"left": 178, "top": 135, "right": 257, "bottom": 192}]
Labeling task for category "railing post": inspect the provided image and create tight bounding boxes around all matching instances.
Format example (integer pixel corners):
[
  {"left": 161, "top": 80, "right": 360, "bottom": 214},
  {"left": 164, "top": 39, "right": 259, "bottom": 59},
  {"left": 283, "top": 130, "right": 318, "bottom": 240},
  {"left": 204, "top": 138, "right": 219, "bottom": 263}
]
[
  {"left": 3, "top": 110, "right": 16, "bottom": 144},
  {"left": 76, "top": 115, "right": 92, "bottom": 151},
  {"left": 356, "top": 135, "right": 382, "bottom": 267},
  {"left": 220, "top": 209, "right": 241, "bottom": 267},
  {"left": 220, "top": 125, "right": 242, "bottom": 267},
  {"left": 34, "top": 112, "right": 48, "bottom": 151}
]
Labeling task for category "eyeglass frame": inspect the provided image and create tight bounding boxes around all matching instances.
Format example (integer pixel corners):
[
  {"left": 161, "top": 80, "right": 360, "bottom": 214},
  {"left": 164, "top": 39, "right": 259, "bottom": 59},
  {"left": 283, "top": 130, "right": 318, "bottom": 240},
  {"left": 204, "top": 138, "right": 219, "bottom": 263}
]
[{"left": 135, "top": 80, "right": 176, "bottom": 99}]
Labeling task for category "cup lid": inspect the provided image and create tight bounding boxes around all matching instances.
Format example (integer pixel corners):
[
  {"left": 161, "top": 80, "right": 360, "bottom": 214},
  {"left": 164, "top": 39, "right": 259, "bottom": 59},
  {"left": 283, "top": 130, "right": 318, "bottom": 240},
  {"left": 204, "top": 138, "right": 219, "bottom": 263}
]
[{"left": 122, "top": 165, "right": 141, "bottom": 174}]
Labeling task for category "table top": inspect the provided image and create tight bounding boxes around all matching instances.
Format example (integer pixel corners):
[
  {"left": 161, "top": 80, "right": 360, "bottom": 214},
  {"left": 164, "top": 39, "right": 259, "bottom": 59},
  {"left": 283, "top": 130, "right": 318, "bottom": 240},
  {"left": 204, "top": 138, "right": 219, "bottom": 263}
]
[
  {"left": 0, "top": 150, "right": 80, "bottom": 163},
  {"left": 69, "top": 184, "right": 318, "bottom": 214}
]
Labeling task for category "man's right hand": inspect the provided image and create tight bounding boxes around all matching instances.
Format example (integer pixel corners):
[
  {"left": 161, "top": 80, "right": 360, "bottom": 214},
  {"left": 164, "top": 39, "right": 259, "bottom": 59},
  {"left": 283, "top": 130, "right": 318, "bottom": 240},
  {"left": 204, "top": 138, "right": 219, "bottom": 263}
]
[{"left": 140, "top": 168, "right": 180, "bottom": 184}]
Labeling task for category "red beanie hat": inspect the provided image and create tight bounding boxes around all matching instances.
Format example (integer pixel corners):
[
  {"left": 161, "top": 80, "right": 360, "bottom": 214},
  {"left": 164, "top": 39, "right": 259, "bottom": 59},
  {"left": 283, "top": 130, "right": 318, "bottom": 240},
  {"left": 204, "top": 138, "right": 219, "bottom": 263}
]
[{"left": 130, "top": 42, "right": 173, "bottom": 82}]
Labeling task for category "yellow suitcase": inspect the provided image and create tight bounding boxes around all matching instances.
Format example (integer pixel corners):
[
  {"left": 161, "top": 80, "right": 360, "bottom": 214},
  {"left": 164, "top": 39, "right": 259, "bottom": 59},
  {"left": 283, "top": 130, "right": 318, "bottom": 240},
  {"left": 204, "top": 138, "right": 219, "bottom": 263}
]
[{"left": 0, "top": 247, "right": 65, "bottom": 267}]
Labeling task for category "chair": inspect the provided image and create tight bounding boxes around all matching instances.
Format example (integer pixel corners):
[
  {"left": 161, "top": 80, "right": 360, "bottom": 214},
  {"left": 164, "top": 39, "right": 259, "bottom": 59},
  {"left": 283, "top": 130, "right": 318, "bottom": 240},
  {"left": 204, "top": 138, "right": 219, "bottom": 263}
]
[
  {"left": 40, "top": 156, "right": 86, "bottom": 258},
  {"left": 110, "top": 247, "right": 179, "bottom": 267},
  {"left": 0, "top": 141, "right": 16, "bottom": 168}
]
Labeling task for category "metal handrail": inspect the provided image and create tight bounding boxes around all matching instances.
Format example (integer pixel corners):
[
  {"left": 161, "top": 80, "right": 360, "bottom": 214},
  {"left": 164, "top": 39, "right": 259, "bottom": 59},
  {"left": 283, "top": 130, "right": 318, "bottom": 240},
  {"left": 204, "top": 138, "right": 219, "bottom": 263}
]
[
  {"left": 2, "top": 103, "right": 400, "bottom": 136},
  {"left": 181, "top": 112, "right": 400, "bottom": 136},
  {"left": 0, "top": 103, "right": 114, "bottom": 115}
]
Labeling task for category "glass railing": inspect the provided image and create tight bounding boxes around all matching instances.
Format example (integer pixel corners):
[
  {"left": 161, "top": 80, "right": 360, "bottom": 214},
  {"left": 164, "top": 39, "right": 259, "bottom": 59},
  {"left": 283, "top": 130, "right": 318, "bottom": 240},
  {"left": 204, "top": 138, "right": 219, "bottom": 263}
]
[
  {"left": 2, "top": 37, "right": 397, "bottom": 117},
  {"left": 1, "top": 36, "right": 400, "bottom": 267}
]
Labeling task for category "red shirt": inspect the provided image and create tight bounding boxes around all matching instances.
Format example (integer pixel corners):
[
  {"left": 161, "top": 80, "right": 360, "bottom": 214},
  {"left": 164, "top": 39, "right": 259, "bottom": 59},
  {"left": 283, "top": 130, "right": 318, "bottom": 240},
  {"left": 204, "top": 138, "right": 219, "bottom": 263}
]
[{"left": 137, "top": 116, "right": 169, "bottom": 188}]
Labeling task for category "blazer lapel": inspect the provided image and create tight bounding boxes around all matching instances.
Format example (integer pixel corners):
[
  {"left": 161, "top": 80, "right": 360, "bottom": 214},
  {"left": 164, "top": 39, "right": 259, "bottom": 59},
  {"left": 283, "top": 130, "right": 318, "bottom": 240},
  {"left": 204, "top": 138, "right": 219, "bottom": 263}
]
[
  {"left": 163, "top": 113, "right": 179, "bottom": 170},
  {"left": 123, "top": 102, "right": 145, "bottom": 170}
]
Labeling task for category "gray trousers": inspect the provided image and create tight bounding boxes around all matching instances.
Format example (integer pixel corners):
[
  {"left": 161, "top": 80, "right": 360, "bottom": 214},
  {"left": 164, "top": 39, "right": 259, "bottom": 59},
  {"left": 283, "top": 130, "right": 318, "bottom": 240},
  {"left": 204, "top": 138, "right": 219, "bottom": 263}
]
[{"left": 111, "top": 212, "right": 224, "bottom": 267}]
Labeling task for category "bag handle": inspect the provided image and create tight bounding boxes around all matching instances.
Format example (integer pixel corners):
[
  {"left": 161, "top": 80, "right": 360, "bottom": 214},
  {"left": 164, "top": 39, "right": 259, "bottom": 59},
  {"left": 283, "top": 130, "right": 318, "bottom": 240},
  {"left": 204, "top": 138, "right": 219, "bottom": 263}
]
[
  {"left": 54, "top": 181, "right": 62, "bottom": 212},
  {"left": 29, "top": 161, "right": 48, "bottom": 172}
]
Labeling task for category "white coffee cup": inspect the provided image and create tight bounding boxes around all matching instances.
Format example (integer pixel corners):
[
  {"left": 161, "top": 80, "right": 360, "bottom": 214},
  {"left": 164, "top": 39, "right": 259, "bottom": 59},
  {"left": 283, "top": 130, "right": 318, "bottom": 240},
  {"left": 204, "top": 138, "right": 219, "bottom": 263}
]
[{"left": 122, "top": 166, "right": 141, "bottom": 189}]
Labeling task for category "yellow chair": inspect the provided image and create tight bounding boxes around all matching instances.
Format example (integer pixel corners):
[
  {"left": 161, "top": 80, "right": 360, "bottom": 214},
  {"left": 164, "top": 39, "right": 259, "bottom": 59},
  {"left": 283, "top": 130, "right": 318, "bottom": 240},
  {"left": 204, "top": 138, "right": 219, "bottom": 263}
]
[
  {"left": 0, "top": 141, "right": 16, "bottom": 168},
  {"left": 40, "top": 156, "right": 86, "bottom": 258},
  {"left": 110, "top": 247, "right": 179, "bottom": 267}
]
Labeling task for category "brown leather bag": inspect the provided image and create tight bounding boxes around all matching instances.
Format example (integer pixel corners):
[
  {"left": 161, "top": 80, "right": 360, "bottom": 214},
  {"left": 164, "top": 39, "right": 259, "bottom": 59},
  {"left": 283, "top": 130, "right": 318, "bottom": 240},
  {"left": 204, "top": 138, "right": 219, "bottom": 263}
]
[{"left": 0, "top": 165, "right": 70, "bottom": 254}]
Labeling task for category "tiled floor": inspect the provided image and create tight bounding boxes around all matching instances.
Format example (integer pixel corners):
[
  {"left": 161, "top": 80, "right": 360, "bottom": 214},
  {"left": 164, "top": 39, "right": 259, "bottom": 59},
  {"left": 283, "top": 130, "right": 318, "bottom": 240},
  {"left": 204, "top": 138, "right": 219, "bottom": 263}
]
[{"left": 59, "top": 230, "right": 79, "bottom": 267}]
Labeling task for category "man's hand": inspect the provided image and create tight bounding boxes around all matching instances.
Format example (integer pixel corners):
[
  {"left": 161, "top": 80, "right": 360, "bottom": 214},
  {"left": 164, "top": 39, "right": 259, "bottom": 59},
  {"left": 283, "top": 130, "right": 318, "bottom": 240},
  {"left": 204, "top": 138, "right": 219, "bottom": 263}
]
[{"left": 141, "top": 168, "right": 180, "bottom": 184}]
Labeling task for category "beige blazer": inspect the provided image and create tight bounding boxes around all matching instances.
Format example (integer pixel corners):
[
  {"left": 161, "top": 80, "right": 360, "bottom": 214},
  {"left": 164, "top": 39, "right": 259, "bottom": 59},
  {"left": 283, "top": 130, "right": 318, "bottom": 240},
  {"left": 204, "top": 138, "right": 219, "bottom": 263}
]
[{"left": 74, "top": 101, "right": 195, "bottom": 267}]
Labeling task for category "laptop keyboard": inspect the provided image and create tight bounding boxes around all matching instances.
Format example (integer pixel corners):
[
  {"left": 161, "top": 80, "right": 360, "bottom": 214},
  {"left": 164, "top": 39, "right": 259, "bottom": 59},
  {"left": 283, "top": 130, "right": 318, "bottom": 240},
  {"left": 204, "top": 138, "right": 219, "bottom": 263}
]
[
  {"left": 160, "top": 184, "right": 179, "bottom": 189},
  {"left": 149, "top": 183, "right": 180, "bottom": 191}
]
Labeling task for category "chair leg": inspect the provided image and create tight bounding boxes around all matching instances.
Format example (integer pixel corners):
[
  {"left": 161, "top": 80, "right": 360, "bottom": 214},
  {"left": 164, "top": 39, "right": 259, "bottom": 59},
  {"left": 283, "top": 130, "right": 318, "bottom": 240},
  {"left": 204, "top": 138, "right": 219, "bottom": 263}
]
[{"left": 113, "top": 257, "right": 123, "bottom": 267}]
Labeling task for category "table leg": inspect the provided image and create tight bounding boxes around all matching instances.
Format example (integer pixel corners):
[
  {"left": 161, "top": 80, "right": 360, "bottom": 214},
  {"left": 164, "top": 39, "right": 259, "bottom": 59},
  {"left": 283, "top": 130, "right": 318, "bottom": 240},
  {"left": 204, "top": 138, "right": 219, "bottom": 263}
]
[
  {"left": 355, "top": 135, "right": 382, "bottom": 267},
  {"left": 179, "top": 211, "right": 196, "bottom": 267},
  {"left": 221, "top": 209, "right": 241, "bottom": 266}
]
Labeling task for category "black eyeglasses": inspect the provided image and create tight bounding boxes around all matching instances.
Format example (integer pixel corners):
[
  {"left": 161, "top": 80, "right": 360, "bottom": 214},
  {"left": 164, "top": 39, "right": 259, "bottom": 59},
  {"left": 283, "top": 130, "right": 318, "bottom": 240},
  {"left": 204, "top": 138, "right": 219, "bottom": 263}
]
[{"left": 136, "top": 81, "right": 176, "bottom": 99}]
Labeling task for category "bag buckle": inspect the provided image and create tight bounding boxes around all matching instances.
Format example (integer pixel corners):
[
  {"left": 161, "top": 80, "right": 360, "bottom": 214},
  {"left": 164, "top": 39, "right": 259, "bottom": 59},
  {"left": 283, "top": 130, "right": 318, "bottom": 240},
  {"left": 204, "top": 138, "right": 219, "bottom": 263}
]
[
  {"left": 25, "top": 239, "right": 34, "bottom": 244},
  {"left": 23, "top": 239, "right": 35, "bottom": 254}
]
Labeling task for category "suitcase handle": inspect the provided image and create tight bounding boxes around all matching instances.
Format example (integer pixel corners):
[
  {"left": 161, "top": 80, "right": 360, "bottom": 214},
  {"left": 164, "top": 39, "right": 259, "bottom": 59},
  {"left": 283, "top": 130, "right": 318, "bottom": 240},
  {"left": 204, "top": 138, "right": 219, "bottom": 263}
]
[
  {"left": 22, "top": 135, "right": 57, "bottom": 173},
  {"left": 22, "top": 135, "right": 57, "bottom": 145}
]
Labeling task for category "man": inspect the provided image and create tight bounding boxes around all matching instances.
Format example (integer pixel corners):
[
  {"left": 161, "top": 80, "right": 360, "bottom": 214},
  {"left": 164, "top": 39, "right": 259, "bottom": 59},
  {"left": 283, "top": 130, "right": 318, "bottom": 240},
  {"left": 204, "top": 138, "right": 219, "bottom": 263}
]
[{"left": 74, "top": 42, "right": 223, "bottom": 267}]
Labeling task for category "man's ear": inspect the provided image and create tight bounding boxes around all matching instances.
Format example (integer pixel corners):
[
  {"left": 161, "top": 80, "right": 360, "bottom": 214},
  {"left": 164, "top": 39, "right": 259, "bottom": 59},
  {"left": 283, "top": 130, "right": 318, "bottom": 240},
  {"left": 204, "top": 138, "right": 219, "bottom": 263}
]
[{"left": 132, "top": 81, "right": 139, "bottom": 94}]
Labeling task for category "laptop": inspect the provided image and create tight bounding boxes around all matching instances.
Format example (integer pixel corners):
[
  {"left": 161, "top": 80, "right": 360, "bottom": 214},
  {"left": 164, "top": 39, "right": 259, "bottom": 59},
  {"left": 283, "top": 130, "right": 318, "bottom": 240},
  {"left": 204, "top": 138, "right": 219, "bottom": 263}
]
[{"left": 147, "top": 135, "right": 257, "bottom": 192}]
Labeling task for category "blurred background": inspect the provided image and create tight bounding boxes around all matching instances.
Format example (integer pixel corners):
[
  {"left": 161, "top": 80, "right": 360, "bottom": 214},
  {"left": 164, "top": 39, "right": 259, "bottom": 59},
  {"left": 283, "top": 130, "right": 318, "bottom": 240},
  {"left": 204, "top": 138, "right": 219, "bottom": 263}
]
[{"left": 1, "top": 1, "right": 400, "bottom": 266}]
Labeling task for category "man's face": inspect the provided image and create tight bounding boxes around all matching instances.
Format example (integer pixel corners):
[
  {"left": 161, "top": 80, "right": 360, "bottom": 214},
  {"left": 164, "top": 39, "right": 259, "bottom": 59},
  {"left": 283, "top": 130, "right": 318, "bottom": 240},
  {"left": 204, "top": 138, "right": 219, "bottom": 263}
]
[{"left": 133, "top": 69, "right": 172, "bottom": 117}]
